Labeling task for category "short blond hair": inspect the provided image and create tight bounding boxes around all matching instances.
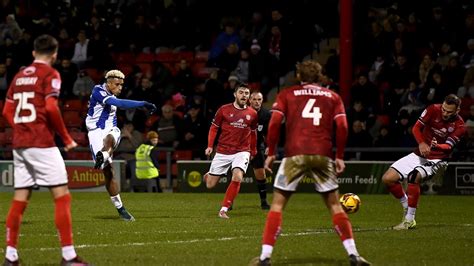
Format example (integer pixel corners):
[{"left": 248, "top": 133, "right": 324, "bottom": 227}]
[{"left": 105, "top": 70, "right": 125, "bottom": 80}]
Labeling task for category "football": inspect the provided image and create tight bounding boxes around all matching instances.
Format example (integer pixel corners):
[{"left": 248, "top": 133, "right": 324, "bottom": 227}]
[{"left": 339, "top": 193, "right": 361, "bottom": 214}]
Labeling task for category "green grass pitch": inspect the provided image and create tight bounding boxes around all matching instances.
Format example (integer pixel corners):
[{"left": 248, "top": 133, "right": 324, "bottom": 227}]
[{"left": 0, "top": 193, "right": 473, "bottom": 265}]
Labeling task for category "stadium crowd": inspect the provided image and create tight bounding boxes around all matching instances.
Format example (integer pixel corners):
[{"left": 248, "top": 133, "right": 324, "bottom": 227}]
[{"left": 0, "top": 0, "right": 473, "bottom": 162}]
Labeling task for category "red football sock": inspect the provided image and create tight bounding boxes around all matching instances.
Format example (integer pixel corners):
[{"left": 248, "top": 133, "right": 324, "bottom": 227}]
[
  {"left": 332, "top": 212, "right": 353, "bottom": 241},
  {"left": 55, "top": 194, "right": 74, "bottom": 246},
  {"left": 5, "top": 200, "right": 28, "bottom": 248},
  {"left": 221, "top": 181, "right": 241, "bottom": 208},
  {"left": 387, "top": 182, "right": 406, "bottom": 199},
  {"left": 262, "top": 211, "right": 282, "bottom": 246},
  {"left": 407, "top": 183, "right": 420, "bottom": 208}
]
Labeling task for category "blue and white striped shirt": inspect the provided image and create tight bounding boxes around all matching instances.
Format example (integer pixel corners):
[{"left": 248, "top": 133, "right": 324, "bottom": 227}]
[{"left": 86, "top": 84, "right": 118, "bottom": 130}]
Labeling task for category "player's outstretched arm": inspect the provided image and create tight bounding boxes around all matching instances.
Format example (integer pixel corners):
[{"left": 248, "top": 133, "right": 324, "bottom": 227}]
[{"left": 105, "top": 97, "right": 157, "bottom": 113}]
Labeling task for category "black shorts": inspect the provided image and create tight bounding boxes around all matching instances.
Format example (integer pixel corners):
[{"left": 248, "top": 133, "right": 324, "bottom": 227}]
[{"left": 251, "top": 150, "right": 265, "bottom": 169}]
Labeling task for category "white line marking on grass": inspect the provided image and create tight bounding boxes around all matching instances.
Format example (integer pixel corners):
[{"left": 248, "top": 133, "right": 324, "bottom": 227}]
[{"left": 16, "top": 227, "right": 392, "bottom": 252}]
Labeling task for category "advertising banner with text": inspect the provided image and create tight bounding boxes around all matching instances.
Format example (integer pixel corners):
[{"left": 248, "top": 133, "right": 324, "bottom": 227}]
[
  {"left": 0, "top": 160, "right": 123, "bottom": 192},
  {"left": 177, "top": 161, "right": 474, "bottom": 195}
]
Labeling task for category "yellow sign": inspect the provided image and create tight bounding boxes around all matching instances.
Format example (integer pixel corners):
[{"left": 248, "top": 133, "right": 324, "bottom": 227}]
[{"left": 187, "top": 171, "right": 202, "bottom": 187}]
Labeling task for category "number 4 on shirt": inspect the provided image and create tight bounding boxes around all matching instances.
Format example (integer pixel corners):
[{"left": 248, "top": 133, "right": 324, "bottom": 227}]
[{"left": 301, "top": 98, "right": 322, "bottom": 126}]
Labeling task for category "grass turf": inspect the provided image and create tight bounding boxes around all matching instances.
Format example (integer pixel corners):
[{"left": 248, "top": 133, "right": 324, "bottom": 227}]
[{"left": 0, "top": 193, "right": 473, "bottom": 265}]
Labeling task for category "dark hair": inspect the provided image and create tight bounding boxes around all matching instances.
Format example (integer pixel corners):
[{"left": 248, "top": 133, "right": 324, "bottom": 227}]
[
  {"left": 444, "top": 94, "right": 461, "bottom": 108},
  {"left": 33, "top": 34, "right": 58, "bottom": 55},
  {"left": 235, "top": 82, "right": 249, "bottom": 92}
]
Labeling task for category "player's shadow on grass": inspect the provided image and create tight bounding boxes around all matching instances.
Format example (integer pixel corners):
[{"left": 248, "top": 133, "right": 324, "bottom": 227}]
[{"left": 273, "top": 256, "right": 346, "bottom": 265}]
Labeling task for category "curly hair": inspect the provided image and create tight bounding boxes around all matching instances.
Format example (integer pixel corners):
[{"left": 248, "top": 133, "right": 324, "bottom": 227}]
[{"left": 296, "top": 60, "right": 322, "bottom": 83}]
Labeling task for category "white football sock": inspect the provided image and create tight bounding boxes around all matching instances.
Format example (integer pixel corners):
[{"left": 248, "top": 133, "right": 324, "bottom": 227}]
[
  {"left": 343, "top": 239, "right": 359, "bottom": 256},
  {"left": 406, "top": 207, "right": 416, "bottom": 221},
  {"left": 220, "top": 206, "right": 228, "bottom": 212},
  {"left": 5, "top": 246, "right": 18, "bottom": 262},
  {"left": 62, "top": 245, "right": 77, "bottom": 261},
  {"left": 110, "top": 194, "right": 123, "bottom": 209},
  {"left": 260, "top": 244, "right": 273, "bottom": 260},
  {"left": 400, "top": 194, "right": 408, "bottom": 209}
]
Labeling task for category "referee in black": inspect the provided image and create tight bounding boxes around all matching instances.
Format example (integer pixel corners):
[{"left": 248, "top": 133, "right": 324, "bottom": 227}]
[{"left": 249, "top": 91, "right": 271, "bottom": 210}]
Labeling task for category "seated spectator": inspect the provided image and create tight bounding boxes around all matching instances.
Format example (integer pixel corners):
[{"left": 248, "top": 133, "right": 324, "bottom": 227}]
[
  {"left": 373, "top": 125, "right": 397, "bottom": 147},
  {"left": 70, "top": 30, "right": 90, "bottom": 69},
  {"left": 154, "top": 104, "right": 183, "bottom": 148},
  {"left": 393, "top": 110, "right": 417, "bottom": 147},
  {"left": 346, "top": 100, "right": 371, "bottom": 126},
  {"left": 350, "top": 73, "right": 379, "bottom": 112},
  {"left": 116, "top": 121, "right": 144, "bottom": 160},
  {"left": 174, "top": 59, "right": 196, "bottom": 97},
  {"left": 208, "top": 22, "right": 241, "bottom": 62},
  {"left": 347, "top": 120, "right": 373, "bottom": 148},
  {"left": 179, "top": 104, "right": 207, "bottom": 159},
  {"left": 234, "top": 49, "right": 250, "bottom": 83},
  {"left": 72, "top": 70, "right": 94, "bottom": 100}
]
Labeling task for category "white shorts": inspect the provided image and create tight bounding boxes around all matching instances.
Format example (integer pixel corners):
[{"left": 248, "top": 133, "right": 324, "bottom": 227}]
[
  {"left": 273, "top": 155, "right": 339, "bottom": 193},
  {"left": 88, "top": 126, "right": 121, "bottom": 164},
  {"left": 390, "top": 152, "right": 447, "bottom": 180},
  {"left": 208, "top": 152, "right": 251, "bottom": 175},
  {"left": 13, "top": 147, "right": 68, "bottom": 188}
]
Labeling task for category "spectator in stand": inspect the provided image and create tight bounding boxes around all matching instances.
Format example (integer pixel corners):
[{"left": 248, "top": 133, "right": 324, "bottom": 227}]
[
  {"left": 419, "top": 54, "right": 441, "bottom": 89},
  {"left": 248, "top": 39, "right": 270, "bottom": 93},
  {"left": 208, "top": 22, "right": 241, "bottom": 63},
  {"left": 55, "top": 58, "right": 78, "bottom": 99},
  {"left": 242, "top": 11, "right": 268, "bottom": 48},
  {"left": 116, "top": 121, "right": 144, "bottom": 161},
  {"left": 234, "top": 49, "right": 250, "bottom": 83},
  {"left": 72, "top": 69, "right": 95, "bottom": 100},
  {"left": 174, "top": 59, "right": 196, "bottom": 97},
  {"left": 400, "top": 80, "right": 425, "bottom": 116},
  {"left": 0, "top": 14, "right": 22, "bottom": 45},
  {"left": 373, "top": 125, "right": 397, "bottom": 147},
  {"left": 393, "top": 110, "right": 417, "bottom": 147},
  {"left": 214, "top": 42, "right": 240, "bottom": 79},
  {"left": 70, "top": 30, "right": 90, "bottom": 69},
  {"left": 0, "top": 62, "right": 8, "bottom": 99},
  {"left": 57, "top": 28, "right": 76, "bottom": 59},
  {"left": 346, "top": 100, "right": 371, "bottom": 127},
  {"left": 129, "top": 76, "right": 161, "bottom": 132},
  {"left": 347, "top": 120, "right": 373, "bottom": 148},
  {"left": 154, "top": 104, "right": 183, "bottom": 149},
  {"left": 442, "top": 55, "right": 465, "bottom": 91},
  {"left": 350, "top": 73, "right": 379, "bottom": 113},
  {"left": 460, "top": 39, "right": 474, "bottom": 67},
  {"left": 180, "top": 104, "right": 207, "bottom": 159}
]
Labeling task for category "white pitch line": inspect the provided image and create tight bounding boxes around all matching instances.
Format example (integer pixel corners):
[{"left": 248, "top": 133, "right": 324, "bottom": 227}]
[
  {"left": 8, "top": 227, "right": 394, "bottom": 252},
  {"left": 7, "top": 224, "right": 474, "bottom": 253}
]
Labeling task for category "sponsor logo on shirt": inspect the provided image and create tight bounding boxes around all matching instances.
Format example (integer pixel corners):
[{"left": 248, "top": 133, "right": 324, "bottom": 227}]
[{"left": 230, "top": 118, "right": 248, "bottom": 128}]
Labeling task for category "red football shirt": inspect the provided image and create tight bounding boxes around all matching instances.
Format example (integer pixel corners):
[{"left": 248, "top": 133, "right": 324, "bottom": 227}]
[
  {"left": 6, "top": 60, "right": 62, "bottom": 148},
  {"left": 212, "top": 103, "right": 258, "bottom": 154},
  {"left": 416, "top": 104, "right": 465, "bottom": 159},
  {"left": 272, "top": 83, "right": 346, "bottom": 157}
]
